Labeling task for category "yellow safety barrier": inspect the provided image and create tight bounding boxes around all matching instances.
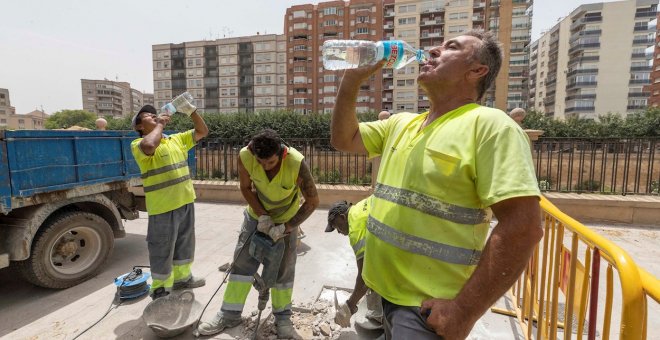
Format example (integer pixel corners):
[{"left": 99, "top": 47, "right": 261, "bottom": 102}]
[{"left": 492, "top": 196, "right": 657, "bottom": 340}]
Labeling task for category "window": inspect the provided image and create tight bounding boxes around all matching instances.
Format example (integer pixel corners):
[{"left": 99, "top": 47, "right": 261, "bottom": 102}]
[
  {"left": 294, "top": 66, "right": 307, "bottom": 72},
  {"left": 448, "top": 25, "right": 468, "bottom": 33},
  {"left": 293, "top": 10, "right": 306, "bottom": 18},
  {"left": 398, "top": 17, "right": 417, "bottom": 25},
  {"left": 323, "top": 20, "right": 337, "bottom": 27},
  {"left": 293, "top": 23, "right": 307, "bottom": 30},
  {"left": 356, "top": 27, "right": 369, "bottom": 34},
  {"left": 324, "top": 75, "right": 337, "bottom": 82},
  {"left": 397, "top": 29, "right": 416, "bottom": 38},
  {"left": 323, "top": 7, "right": 338, "bottom": 15},
  {"left": 294, "top": 98, "right": 306, "bottom": 105},
  {"left": 294, "top": 45, "right": 307, "bottom": 51},
  {"left": 357, "top": 16, "right": 369, "bottom": 23},
  {"left": 448, "top": 12, "right": 469, "bottom": 20},
  {"left": 398, "top": 4, "right": 416, "bottom": 13}
]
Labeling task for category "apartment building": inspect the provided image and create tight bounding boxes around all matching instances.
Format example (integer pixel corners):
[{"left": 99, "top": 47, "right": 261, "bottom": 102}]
[
  {"left": 0, "top": 88, "right": 16, "bottom": 127},
  {"left": 81, "top": 79, "right": 152, "bottom": 117},
  {"left": 285, "top": 0, "right": 384, "bottom": 114},
  {"left": 382, "top": 0, "right": 530, "bottom": 113},
  {"left": 152, "top": 34, "right": 287, "bottom": 114},
  {"left": 143, "top": 93, "right": 155, "bottom": 107},
  {"left": 529, "top": 0, "right": 658, "bottom": 119},
  {"left": 647, "top": 13, "right": 660, "bottom": 107}
]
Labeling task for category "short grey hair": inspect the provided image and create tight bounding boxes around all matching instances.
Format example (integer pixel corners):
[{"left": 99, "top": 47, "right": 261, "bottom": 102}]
[{"left": 464, "top": 30, "right": 502, "bottom": 101}]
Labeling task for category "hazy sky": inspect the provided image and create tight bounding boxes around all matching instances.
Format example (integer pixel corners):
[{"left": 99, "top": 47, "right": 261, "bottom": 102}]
[{"left": 0, "top": 0, "right": 625, "bottom": 114}]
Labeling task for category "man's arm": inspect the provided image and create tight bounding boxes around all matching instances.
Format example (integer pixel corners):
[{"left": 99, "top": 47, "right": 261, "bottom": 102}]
[
  {"left": 421, "top": 196, "right": 543, "bottom": 339},
  {"left": 285, "top": 161, "right": 319, "bottom": 232},
  {"left": 331, "top": 62, "right": 384, "bottom": 153},
  {"left": 238, "top": 157, "right": 268, "bottom": 216},
  {"left": 139, "top": 115, "right": 170, "bottom": 156},
  {"left": 346, "top": 258, "right": 368, "bottom": 314},
  {"left": 190, "top": 111, "right": 209, "bottom": 142}
]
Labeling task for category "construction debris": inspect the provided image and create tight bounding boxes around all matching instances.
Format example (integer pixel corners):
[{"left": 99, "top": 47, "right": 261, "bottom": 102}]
[{"left": 236, "top": 300, "right": 359, "bottom": 340}]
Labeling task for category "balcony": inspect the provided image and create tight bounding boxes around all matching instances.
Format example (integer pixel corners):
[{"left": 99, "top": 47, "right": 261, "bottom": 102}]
[
  {"left": 567, "top": 68, "right": 598, "bottom": 77},
  {"left": 565, "top": 106, "right": 595, "bottom": 113},
  {"left": 565, "top": 93, "right": 596, "bottom": 101},
  {"left": 570, "top": 29, "right": 602, "bottom": 42},
  {"left": 634, "top": 25, "right": 653, "bottom": 32},
  {"left": 568, "top": 42, "right": 600, "bottom": 53},
  {"left": 568, "top": 55, "right": 599, "bottom": 64},
  {"left": 384, "top": 23, "right": 394, "bottom": 29},
  {"left": 566, "top": 81, "right": 597, "bottom": 89},
  {"left": 632, "top": 38, "right": 654, "bottom": 45},
  {"left": 421, "top": 19, "right": 443, "bottom": 26},
  {"left": 631, "top": 65, "right": 653, "bottom": 71},
  {"left": 472, "top": 15, "right": 484, "bottom": 21},
  {"left": 631, "top": 52, "right": 650, "bottom": 59},
  {"left": 511, "top": 35, "right": 531, "bottom": 42},
  {"left": 383, "top": 71, "right": 393, "bottom": 78},
  {"left": 421, "top": 7, "right": 444, "bottom": 14},
  {"left": 628, "top": 91, "right": 650, "bottom": 98},
  {"left": 635, "top": 11, "right": 657, "bottom": 18},
  {"left": 627, "top": 104, "right": 648, "bottom": 110},
  {"left": 474, "top": 1, "right": 485, "bottom": 8},
  {"left": 421, "top": 32, "right": 442, "bottom": 39},
  {"left": 382, "top": 97, "right": 393, "bottom": 102},
  {"left": 384, "top": 11, "right": 395, "bottom": 17},
  {"left": 629, "top": 79, "right": 651, "bottom": 84}
]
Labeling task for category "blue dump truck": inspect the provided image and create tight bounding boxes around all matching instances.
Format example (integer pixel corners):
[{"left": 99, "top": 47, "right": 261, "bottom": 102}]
[{"left": 0, "top": 129, "right": 194, "bottom": 289}]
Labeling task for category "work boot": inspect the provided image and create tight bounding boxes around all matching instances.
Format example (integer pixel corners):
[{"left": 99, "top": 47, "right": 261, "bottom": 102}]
[
  {"left": 149, "top": 287, "right": 170, "bottom": 300},
  {"left": 173, "top": 276, "right": 206, "bottom": 290},
  {"left": 276, "top": 319, "right": 302, "bottom": 339},
  {"left": 197, "top": 313, "right": 241, "bottom": 336}
]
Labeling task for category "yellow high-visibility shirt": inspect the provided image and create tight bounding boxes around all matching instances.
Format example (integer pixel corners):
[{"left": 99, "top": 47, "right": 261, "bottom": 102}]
[{"left": 359, "top": 104, "right": 540, "bottom": 306}]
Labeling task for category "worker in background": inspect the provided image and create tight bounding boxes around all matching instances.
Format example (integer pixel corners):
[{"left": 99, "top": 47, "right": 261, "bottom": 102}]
[
  {"left": 509, "top": 107, "right": 526, "bottom": 126},
  {"left": 330, "top": 30, "right": 543, "bottom": 339},
  {"left": 326, "top": 197, "right": 384, "bottom": 334},
  {"left": 198, "top": 129, "right": 319, "bottom": 339},
  {"left": 95, "top": 117, "right": 107, "bottom": 130},
  {"left": 130, "top": 104, "right": 209, "bottom": 299}
]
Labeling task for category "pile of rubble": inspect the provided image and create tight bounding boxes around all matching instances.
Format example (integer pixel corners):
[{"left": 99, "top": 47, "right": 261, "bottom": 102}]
[{"left": 239, "top": 300, "right": 351, "bottom": 340}]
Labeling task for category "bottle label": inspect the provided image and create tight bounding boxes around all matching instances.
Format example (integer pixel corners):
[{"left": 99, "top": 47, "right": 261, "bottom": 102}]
[{"left": 382, "top": 41, "right": 404, "bottom": 68}]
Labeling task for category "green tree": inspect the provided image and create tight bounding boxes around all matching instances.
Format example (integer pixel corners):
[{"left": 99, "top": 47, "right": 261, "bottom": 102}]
[{"left": 45, "top": 110, "right": 97, "bottom": 130}]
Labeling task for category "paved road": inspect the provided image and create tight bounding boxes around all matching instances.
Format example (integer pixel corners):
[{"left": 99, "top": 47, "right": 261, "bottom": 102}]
[{"left": 0, "top": 202, "right": 657, "bottom": 339}]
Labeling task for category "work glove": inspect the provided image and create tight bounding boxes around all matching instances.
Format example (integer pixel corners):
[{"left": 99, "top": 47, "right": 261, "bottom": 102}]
[
  {"left": 268, "top": 224, "right": 286, "bottom": 242},
  {"left": 172, "top": 93, "right": 197, "bottom": 116},
  {"left": 334, "top": 301, "right": 353, "bottom": 328},
  {"left": 257, "top": 215, "right": 274, "bottom": 233}
]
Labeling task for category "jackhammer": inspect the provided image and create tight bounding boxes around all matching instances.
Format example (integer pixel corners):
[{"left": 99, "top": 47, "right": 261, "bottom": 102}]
[
  {"left": 248, "top": 230, "right": 285, "bottom": 339},
  {"left": 251, "top": 273, "right": 270, "bottom": 340}
]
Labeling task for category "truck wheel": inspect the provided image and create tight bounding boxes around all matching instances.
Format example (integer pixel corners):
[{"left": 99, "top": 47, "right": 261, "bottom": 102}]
[{"left": 17, "top": 211, "right": 114, "bottom": 289}]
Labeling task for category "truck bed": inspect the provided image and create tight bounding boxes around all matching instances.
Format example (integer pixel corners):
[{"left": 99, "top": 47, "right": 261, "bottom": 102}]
[{"left": 0, "top": 130, "right": 194, "bottom": 214}]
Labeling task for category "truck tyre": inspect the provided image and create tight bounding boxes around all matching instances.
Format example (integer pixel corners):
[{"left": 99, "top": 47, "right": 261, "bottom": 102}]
[{"left": 17, "top": 211, "right": 114, "bottom": 289}]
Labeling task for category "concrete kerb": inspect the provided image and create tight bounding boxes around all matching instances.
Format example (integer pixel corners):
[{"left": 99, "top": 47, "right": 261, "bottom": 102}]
[{"left": 190, "top": 181, "right": 660, "bottom": 227}]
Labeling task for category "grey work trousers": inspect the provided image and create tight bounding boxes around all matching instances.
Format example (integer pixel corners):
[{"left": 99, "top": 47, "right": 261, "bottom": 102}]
[
  {"left": 382, "top": 298, "right": 442, "bottom": 340},
  {"left": 147, "top": 203, "right": 196, "bottom": 288},
  {"left": 221, "top": 210, "right": 298, "bottom": 322}
]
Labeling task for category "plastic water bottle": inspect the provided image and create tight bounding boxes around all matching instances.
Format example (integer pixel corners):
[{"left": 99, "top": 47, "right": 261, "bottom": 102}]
[
  {"left": 322, "top": 40, "right": 428, "bottom": 70},
  {"left": 160, "top": 92, "right": 195, "bottom": 116}
]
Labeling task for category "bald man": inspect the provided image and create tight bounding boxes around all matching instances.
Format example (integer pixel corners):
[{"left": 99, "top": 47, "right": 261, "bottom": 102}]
[{"left": 509, "top": 108, "right": 526, "bottom": 126}]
